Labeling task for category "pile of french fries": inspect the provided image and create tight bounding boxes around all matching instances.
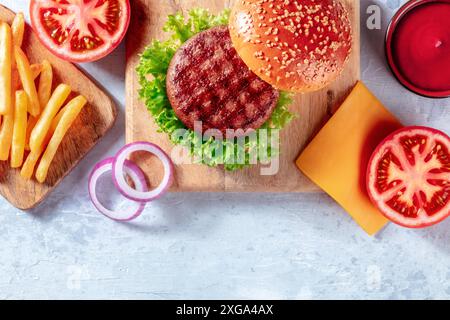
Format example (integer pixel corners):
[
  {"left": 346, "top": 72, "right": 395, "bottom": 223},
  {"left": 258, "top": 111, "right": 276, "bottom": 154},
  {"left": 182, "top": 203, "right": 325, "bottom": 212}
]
[{"left": 0, "top": 13, "right": 87, "bottom": 183}]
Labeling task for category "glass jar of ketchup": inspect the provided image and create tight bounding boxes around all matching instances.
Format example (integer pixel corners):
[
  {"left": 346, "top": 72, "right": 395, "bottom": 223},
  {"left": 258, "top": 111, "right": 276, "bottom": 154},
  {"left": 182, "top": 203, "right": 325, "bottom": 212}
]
[{"left": 386, "top": 0, "right": 450, "bottom": 98}]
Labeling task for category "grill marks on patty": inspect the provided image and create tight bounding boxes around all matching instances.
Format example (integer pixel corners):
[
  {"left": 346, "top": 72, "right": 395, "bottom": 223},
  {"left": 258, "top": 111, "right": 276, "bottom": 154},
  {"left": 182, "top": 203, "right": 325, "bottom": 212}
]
[{"left": 166, "top": 26, "right": 279, "bottom": 135}]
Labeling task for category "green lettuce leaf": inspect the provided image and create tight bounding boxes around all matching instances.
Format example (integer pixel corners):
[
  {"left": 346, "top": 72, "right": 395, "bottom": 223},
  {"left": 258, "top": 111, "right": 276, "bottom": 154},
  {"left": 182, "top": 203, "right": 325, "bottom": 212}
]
[{"left": 137, "top": 9, "right": 295, "bottom": 171}]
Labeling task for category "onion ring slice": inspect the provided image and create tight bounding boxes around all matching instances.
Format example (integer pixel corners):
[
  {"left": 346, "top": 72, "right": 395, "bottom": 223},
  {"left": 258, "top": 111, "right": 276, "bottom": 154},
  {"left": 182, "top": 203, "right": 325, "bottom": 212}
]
[
  {"left": 88, "top": 157, "right": 147, "bottom": 221},
  {"left": 112, "top": 142, "right": 174, "bottom": 202}
]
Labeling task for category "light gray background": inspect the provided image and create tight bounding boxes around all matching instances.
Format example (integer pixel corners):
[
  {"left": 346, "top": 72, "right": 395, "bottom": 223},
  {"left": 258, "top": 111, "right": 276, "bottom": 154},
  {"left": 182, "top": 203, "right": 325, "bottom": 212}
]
[{"left": 0, "top": 0, "right": 449, "bottom": 300}]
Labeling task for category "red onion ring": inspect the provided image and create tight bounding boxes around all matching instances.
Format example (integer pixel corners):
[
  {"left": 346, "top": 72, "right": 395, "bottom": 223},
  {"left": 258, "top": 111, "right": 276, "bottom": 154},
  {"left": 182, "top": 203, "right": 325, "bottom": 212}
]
[
  {"left": 88, "top": 157, "right": 148, "bottom": 221},
  {"left": 112, "top": 142, "right": 174, "bottom": 202}
]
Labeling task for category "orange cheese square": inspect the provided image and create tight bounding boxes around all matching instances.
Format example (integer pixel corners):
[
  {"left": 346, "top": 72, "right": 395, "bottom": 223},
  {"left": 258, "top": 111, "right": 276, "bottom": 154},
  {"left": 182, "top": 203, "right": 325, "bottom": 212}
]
[{"left": 296, "top": 82, "right": 403, "bottom": 235}]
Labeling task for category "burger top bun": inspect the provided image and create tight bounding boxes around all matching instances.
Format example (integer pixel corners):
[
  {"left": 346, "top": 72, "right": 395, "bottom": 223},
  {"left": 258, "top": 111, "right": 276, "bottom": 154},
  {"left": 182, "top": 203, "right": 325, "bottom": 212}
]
[{"left": 229, "top": 0, "right": 352, "bottom": 93}]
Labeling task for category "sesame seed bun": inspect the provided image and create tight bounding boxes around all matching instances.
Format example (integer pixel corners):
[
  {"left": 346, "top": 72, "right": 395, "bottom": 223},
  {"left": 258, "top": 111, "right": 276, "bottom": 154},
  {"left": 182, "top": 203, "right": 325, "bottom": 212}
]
[{"left": 229, "top": 0, "right": 353, "bottom": 93}]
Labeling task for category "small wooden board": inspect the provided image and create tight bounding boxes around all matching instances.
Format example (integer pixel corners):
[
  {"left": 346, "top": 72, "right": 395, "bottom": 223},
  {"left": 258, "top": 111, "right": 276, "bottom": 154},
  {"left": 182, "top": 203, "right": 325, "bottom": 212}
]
[
  {"left": 126, "top": 0, "right": 360, "bottom": 192},
  {"left": 0, "top": 5, "right": 117, "bottom": 209}
]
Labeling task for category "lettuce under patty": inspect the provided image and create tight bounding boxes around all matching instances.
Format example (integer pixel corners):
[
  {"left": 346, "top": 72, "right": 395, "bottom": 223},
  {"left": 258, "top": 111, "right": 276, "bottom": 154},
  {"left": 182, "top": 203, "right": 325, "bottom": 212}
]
[{"left": 137, "top": 8, "right": 294, "bottom": 171}]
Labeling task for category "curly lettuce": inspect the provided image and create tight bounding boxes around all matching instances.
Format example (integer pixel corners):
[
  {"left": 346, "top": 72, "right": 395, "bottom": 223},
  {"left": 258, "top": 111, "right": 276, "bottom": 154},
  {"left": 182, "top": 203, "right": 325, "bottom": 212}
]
[{"left": 137, "top": 9, "right": 294, "bottom": 171}]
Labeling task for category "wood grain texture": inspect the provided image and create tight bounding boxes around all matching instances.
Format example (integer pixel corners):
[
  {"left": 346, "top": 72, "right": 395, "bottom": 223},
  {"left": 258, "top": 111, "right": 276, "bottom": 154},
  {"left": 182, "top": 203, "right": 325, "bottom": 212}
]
[
  {"left": 126, "top": 0, "right": 360, "bottom": 192},
  {"left": 0, "top": 5, "right": 117, "bottom": 210}
]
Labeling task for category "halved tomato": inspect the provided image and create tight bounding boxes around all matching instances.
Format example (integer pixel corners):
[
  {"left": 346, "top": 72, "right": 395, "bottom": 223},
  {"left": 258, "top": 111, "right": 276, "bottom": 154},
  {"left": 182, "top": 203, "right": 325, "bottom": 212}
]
[
  {"left": 30, "top": 0, "right": 130, "bottom": 63},
  {"left": 367, "top": 126, "right": 450, "bottom": 228}
]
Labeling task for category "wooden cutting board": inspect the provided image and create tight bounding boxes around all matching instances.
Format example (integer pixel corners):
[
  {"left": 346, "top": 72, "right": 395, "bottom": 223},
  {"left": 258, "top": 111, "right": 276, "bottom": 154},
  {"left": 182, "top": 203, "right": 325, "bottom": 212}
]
[
  {"left": 126, "top": 0, "right": 360, "bottom": 192},
  {"left": 0, "top": 5, "right": 117, "bottom": 209}
]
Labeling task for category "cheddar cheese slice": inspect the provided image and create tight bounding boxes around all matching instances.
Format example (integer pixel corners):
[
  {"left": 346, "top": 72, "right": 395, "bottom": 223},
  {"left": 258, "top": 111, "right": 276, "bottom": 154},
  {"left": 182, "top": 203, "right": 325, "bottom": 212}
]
[{"left": 296, "top": 81, "right": 403, "bottom": 235}]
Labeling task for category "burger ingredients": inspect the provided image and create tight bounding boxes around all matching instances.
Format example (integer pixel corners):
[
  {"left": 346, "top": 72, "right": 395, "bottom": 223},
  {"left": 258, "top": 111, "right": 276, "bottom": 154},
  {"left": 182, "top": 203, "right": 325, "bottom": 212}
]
[
  {"left": 137, "top": 9, "right": 294, "bottom": 171},
  {"left": 89, "top": 158, "right": 147, "bottom": 222},
  {"left": 297, "top": 82, "right": 402, "bottom": 235},
  {"left": 89, "top": 142, "right": 175, "bottom": 221},
  {"left": 30, "top": 0, "right": 131, "bottom": 62},
  {"left": 113, "top": 142, "right": 174, "bottom": 202},
  {"left": 167, "top": 26, "right": 279, "bottom": 135},
  {"left": 367, "top": 126, "right": 450, "bottom": 228},
  {"left": 230, "top": 0, "right": 352, "bottom": 93},
  {"left": 386, "top": 0, "right": 450, "bottom": 97}
]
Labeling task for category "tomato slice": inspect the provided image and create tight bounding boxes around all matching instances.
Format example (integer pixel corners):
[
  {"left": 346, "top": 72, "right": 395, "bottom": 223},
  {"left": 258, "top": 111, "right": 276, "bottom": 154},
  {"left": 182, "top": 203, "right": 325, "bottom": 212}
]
[
  {"left": 30, "top": 0, "right": 130, "bottom": 63},
  {"left": 367, "top": 126, "right": 450, "bottom": 228}
]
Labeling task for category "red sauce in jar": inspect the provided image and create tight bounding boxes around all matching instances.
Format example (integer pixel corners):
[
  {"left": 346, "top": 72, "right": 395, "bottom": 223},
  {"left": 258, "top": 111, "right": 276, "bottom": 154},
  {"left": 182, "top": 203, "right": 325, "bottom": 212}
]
[{"left": 387, "top": 0, "right": 450, "bottom": 97}]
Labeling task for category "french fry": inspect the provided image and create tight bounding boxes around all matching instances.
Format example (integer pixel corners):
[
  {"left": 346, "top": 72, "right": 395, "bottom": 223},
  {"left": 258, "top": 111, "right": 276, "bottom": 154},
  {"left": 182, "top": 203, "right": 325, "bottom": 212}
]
[
  {"left": 25, "top": 90, "right": 60, "bottom": 152},
  {"left": 21, "top": 109, "right": 64, "bottom": 179},
  {"left": 0, "top": 68, "right": 18, "bottom": 160},
  {"left": 31, "top": 63, "right": 43, "bottom": 80},
  {"left": 25, "top": 115, "right": 38, "bottom": 151},
  {"left": 11, "top": 12, "right": 25, "bottom": 70},
  {"left": 0, "top": 22, "right": 12, "bottom": 115},
  {"left": 11, "top": 12, "right": 24, "bottom": 48},
  {"left": 21, "top": 110, "right": 62, "bottom": 179},
  {"left": 0, "top": 112, "right": 14, "bottom": 160},
  {"left": 38, "top": 60, "right": 53, "bottom": 108},
  {"left": 15, "top": 46, "right": 40, "bottom": 117},
  {"left": 36, "top": 95, "right": 87, "bottom": 183},
  {"left": 11, "top": 64, "right": 43, "bottom": 92},
  {"left": 25, "top": 67, "right": 52, "bottom": 151},
  {"left": 25, "top": 74, "right": 58, "bottom": 152},
  {"left": 11, "top": 91, "right": 27, "bottom": 168},
  {"left": 22, "top": 115, "right": 58, "bottom": 179},
  {"left": 21, "top": 150, "right": 41, "bottom": 180},
  {"left": 11, "top": 68, "right": 19, "bottom": 87},
  {"left": 21, "top": 129, "right": 53, "bottom": 180},
  {"left": 29, "top": 83, "right": 71, "bottom": 153},
  {"left": 51, "top": 105, "right": 68, "bottom": 131}
]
